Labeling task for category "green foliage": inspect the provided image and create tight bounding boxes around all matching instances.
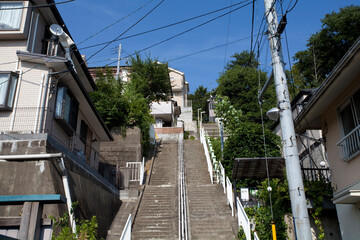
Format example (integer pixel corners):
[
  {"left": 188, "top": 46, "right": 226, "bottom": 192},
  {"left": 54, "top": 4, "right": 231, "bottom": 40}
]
[
  {"left": 304, "top": 179, "right": 333, "bottom": 240},
  {"left": 91, "top": 54, "right": 172, "bottom": 154},
  {"left": 243, "top": 179, "right": 290, "bottom": 240},
  {"left": 292, "top": 5, "right": 360, "bottom": 92},
  {"left": 222, "top": 121, "right": 280, "bottom": 176},
  {"left": 188, "top": 85, "right": 211, "bottom": 121},
  {"left": 210, "top": 137, "right": 221, "bottom": 161},
  {"left": 89, "top": 68, "right": 129, "bottom": 130},
  {"left": 50, "top": 202, "right": 101, "bottom": 240},
  {"left": 127, "top": 53, "right": 172, "bottom": 104},
  {"left": 216, "top": 52, "right": 276, "bottom": 125}
]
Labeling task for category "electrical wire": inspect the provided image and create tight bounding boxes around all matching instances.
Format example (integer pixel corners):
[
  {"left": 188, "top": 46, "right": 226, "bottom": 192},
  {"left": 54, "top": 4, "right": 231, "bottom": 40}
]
[
  {"left": 79, "top": 0, "right": 252, "bottom": 51},
  {"left": 168, "top": 36, "right": 254, "bottom": 62},
  {"left": 286, "top": 0, "right": 298, "bottom": 13},
  {"left": 0, "top": 0, "right": 75, "bottom": 10},
  {"left": 85, "top": 0, "right": 166, "bottom": 63},
  {"left": 122, "top": 1, "right": 252, "bottom": 59},
  {"left": 223, "top": 0, "right": 233, "bottom": 68},
  {"left": 77, "top": 0, "right": 157, "bottom": 45}
]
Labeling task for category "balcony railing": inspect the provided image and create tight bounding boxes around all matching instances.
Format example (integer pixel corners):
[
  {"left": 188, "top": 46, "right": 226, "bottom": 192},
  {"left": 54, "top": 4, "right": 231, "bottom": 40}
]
[{"left": 336, "top": 124, "right": 360, "bottom": 162}]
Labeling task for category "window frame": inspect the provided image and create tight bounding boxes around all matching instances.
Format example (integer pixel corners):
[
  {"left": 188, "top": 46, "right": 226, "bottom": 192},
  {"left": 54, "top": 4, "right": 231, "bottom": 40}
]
[
  {"left": 0, "top": 1, "right": 24, "bottom": 31},
  {"left": 0, "top": 71, "right": 18, "bottom": 111},
  {"left": 54, "top": 84, "right": 79, "bottom": 136},
  {"left": 338, "top": 88, "right": 360, "bottom": 137}
]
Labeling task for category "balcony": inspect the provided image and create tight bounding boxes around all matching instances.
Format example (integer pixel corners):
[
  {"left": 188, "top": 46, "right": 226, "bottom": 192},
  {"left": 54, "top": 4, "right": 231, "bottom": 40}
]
[{"left": 337, "top": 124, "right": 360, "bottom": 161}]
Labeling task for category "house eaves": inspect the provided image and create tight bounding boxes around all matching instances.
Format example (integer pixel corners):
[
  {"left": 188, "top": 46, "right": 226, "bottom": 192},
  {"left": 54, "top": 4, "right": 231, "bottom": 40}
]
[
  {"left": 294, "top": 37, "right": 360, "bottom": 133},
  {"left": 45, "top": 0, "right": 97, "bottom": 91},
  {"left": 65, "top": 61, "right": 113, "bottom": 141}
]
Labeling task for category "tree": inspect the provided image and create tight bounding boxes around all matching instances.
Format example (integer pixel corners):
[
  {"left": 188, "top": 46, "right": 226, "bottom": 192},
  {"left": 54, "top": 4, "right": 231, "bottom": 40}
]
[
  {"left": 216, "top": 51, "right": 276, "bottom": 125},
  {"left": 89, "top": 68, "right": 129, "bottom": 131},
  {"left": 127, "top": 53, "right": 172, "bottom": 104},
  {"left": 188, "top": 85, "right": 211, "bottom": 121},
  {"left": 293, "top": 5, "right": 360, "bottom": 88}
]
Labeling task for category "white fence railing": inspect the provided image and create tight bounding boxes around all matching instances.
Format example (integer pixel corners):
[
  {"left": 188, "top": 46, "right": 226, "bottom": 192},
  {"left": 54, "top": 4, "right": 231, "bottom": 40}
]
[
  {"left": 126, "top": 158, "right": 144, "bottom": 184},
  {"left": 200, "top": 128, "right": 214, "bottom": 183},
  {"left": 336, "top": 124, "right": 360, "bottom": 161},
  {"left": 226, "top": 177, "right": 234, "bottom": 216},
  {"left": 237, "top": 197, "right": 251, "bottom": 240},
  {"left": 254, "top": 232, "right": 260, "bottom": 240},
  {"left": 119, "top": 214, "right": 132, "bottom": 240},
  {"left": 200, "top": 125, "right": 257, "bottom": 239}
]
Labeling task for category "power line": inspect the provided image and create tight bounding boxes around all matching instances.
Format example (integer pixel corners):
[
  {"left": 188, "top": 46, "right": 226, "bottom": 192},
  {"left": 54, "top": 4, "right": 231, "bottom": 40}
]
[
  {"left": 223, "top": 0, "right": 233, "bottom": 68},
  {"left": 77, "top": 0, "right": 157, "bottom": 45},
  {"left": 286, "top": 0, "right": 298, "bottom": 13},
  {"left": 85, "top": 0, "right": 166, "bottom": 63},
  {"left": 168, "top": 36, "right": 254, "bottom": 62},
  {"left": 79, "top": 0, "right": 252, "bottom": 51},
  {"left": 123, "top": 1, "right": 252, "bottom": 58},
  {"left": 0, "top": 0, "right": 75, "bottom": 10}
]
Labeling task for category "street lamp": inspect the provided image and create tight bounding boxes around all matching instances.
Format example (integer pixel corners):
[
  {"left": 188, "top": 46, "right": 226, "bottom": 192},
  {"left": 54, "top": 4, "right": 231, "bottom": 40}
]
[{"left": 197, "top": 108, "right": 202, "bottom": 128}]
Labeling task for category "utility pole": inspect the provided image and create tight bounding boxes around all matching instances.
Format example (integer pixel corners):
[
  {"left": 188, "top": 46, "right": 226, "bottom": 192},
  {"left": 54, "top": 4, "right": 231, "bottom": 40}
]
[
  {"left": 116, "top": 43, "right": 122, "bottom": 79},
  {"left": 263, "top": 0, "right": 312, "bottom": 239}
]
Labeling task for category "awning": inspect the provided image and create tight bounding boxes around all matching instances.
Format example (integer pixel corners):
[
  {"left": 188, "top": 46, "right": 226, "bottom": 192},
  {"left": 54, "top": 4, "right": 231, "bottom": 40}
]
[{"left": 232, "top": 157, "right": 285, "bottom": 179}]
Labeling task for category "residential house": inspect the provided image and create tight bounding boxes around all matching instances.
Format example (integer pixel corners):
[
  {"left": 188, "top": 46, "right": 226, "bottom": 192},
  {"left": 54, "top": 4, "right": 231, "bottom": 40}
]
[
  {"left": 295, "top": 37, "right": 360, "bottom": 240},
  {"left": 0, "top": 1, "right": 119, "bottom": 239}
]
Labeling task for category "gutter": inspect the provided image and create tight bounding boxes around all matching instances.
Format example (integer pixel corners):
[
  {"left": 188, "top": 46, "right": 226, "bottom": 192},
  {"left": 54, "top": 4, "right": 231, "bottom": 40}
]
[
  {"left": 45, "top": 0, "right": 97, "bottom": 91},
  {"left": 295, "top": 36, "right": 360, "bottom": 128}
]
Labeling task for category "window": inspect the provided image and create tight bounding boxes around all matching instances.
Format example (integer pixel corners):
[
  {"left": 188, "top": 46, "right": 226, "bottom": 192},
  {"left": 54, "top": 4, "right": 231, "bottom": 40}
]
[
  {"left": 54, "top": 85, "right": 78, "bottom": 135},
  {"left": 340, "top": 88, "right": 360, "bottom": 135},
  {"left": 0, "top": 71, "right": 18, "bottom": 110},
  {"left": 337, "top": 88, "right": 360, "bottom": 161},
  {"left": 0, "top": 2, "right": 23, "bottom": 30},
  {"left": 80, "top": 120, "right": 88, "bottom": 143}
]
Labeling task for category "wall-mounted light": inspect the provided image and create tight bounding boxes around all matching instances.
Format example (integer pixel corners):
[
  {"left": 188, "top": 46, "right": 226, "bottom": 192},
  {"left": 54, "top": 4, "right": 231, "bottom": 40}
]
[{"left": 266, "top": 107, "right": 280, "bottom": 121}]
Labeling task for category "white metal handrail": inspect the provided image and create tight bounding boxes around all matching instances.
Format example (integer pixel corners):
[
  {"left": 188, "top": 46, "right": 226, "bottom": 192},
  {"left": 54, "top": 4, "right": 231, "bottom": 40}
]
[
  {"left": 336, "top": 124, "right": 360, "bottom": 161},
  {"left": 126, "top": 162, "right": 142, "bottom": 182},
  {"left": 226, "top": 177, "right": 234, "bottom": 216},
  {"left": 201, "top": 128, "right": 214, "bottom": 183},
  {"left": 119, "top": 214, "right": 132, "bottom": 240},
  {"left": 236, "top": 197, "right": 251, "bottom": 240},
  {"left": 254, "top": 232, "right": 260, "bottom": 240}
]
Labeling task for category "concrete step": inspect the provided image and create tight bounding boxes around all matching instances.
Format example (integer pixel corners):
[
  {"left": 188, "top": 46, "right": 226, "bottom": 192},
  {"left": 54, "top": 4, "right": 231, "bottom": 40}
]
[
  {"left": 132, "top": 141, "right": 179, "bottom": 240},
  {"left": 184, "top": 140, "right": 238, "bottom": 239},
  {"left": 106, "top": 201, "right": 135, "bottom": 240}
]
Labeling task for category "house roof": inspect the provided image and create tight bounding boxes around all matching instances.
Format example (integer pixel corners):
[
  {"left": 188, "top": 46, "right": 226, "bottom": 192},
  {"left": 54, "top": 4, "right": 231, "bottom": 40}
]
[
  {"left": 294, "top": 36, "right": 360, "bottom": 132},
  {"left": 232, "top": 157, "right": 285, "bottom": 179},
  {"left": 34, "top": 0, "right": 113, "bottom": 141}
]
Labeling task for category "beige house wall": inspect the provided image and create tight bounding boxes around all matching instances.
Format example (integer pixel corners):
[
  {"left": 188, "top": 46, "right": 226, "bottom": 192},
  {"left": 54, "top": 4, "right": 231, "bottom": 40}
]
[{"left": 322, "top": 74, "right": 360, "bottom": 192}]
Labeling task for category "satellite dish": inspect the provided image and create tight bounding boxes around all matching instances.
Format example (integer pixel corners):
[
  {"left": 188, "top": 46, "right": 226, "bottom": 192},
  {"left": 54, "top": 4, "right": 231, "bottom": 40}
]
[{"left": 49, "top": 24, "right": 64, "bottom": 36}]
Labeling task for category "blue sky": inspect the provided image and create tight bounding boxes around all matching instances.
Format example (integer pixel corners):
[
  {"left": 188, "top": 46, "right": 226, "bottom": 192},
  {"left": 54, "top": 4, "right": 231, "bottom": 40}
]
[{"left": 57, "top": 0, "right": 359, "bottom": 93}]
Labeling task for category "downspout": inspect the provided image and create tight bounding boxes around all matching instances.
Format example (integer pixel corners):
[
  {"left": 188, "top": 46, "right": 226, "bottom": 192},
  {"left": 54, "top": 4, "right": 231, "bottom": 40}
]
[
  {"left": 39, "top": 69, "right": 52, "bottom": 133},
  {"left": 35, "top": 73, "right": 45, "bottom": 133},
  {"left": 10, "top": 69, "right": 23, "bottom": 131},
  {"left": 58, "top": 157, "right": 77, "bottom": 235}
]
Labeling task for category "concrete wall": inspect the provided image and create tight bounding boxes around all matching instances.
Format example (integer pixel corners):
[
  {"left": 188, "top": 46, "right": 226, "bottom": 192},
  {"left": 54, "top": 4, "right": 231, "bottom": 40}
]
[
  {"left": 155, "top": 127, "right": 183, "bottom": 141},
  {"left": 0, "top": 134, "right": 121, "bottom": 238},
  {"left": 100, "top": 127, "right": 142, "bottom": 168}
]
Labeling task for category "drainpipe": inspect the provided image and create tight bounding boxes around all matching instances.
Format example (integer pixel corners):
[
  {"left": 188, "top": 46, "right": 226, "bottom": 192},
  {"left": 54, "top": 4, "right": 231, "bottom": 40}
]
[
  {"left": 38, "top": 69, "right": 52, "bottom": 133},
  {"left": 10, "top": 69, "right": 23, "bottom": 131},
  {"left": 35, "top": 73, "right": 45, "bottom": 133},
  {"left": 58, "top": 157, "right": 77, "bottom": 235}
]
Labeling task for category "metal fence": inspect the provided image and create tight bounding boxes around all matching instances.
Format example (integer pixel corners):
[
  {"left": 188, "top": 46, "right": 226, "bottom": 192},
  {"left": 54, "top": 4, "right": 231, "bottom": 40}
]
[
  {"left": 337, "top": 124, "right": 360, "bottom": 161},
  {"left": 236, "top": 197, "right": 251, "bottom": 240},
  {"left": 119, "top": 214, "right": 132, "bottom": 240}
]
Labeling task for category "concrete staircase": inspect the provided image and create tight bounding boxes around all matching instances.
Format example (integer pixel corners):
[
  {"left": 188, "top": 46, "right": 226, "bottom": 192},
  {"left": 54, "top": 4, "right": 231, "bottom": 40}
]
[
  {"left": 185, "top": 140, "right": 238, "bottom": 239},
  {"left": 106, "top": 201, "right": 135, "bottom": 240},
  {"left": 131, "top": 141, "right": 179, "bottom": 240},
  {"left": 203, "top": 123, "right": 230, "bottom": 139}
]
